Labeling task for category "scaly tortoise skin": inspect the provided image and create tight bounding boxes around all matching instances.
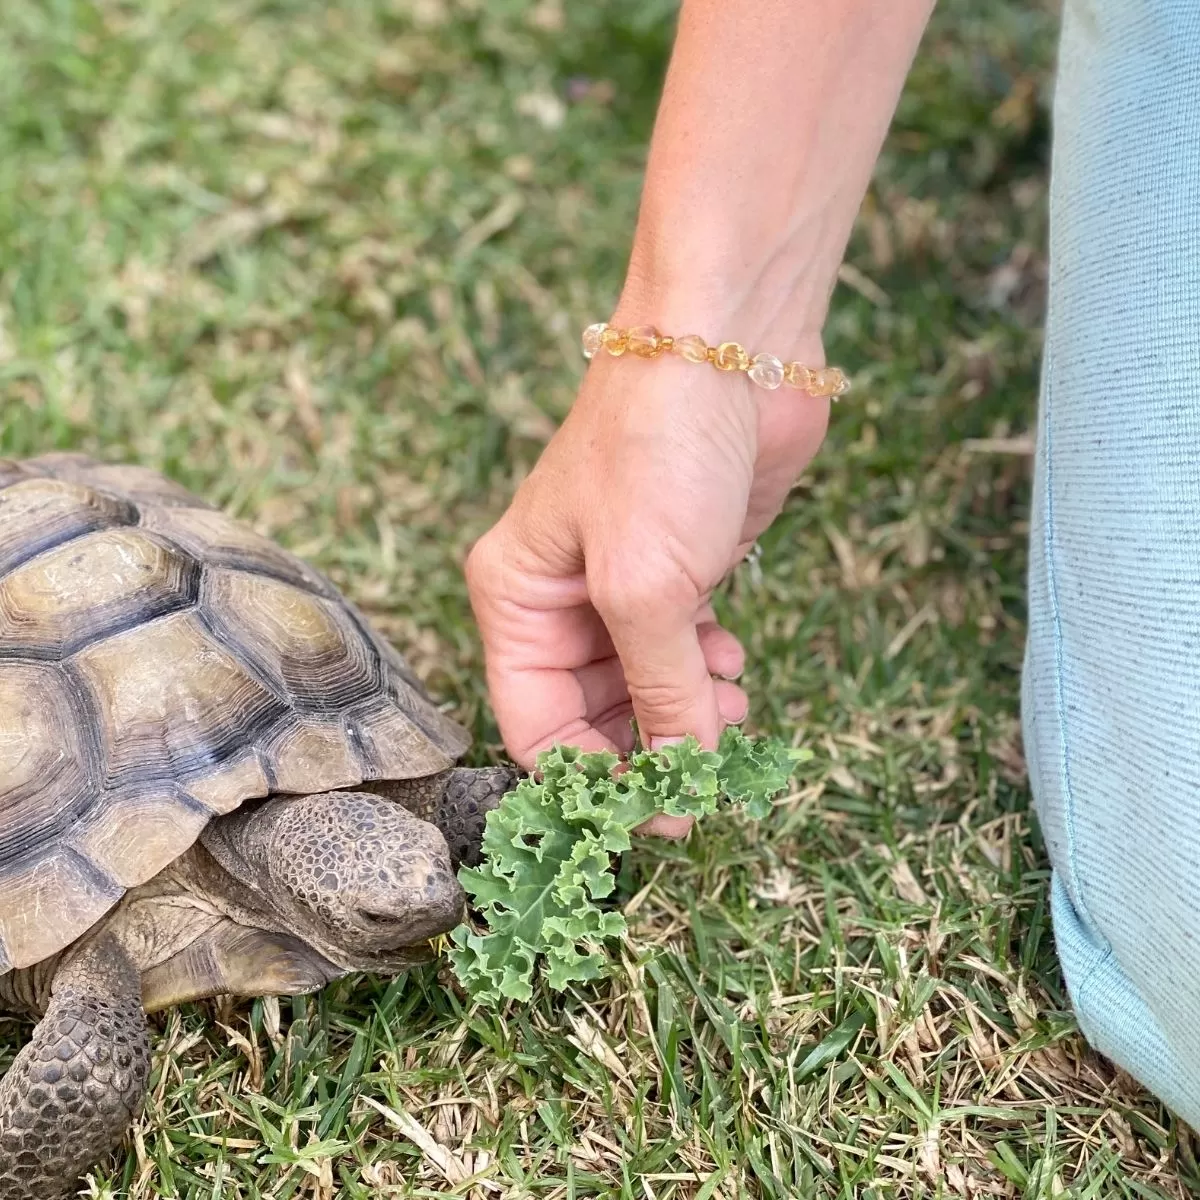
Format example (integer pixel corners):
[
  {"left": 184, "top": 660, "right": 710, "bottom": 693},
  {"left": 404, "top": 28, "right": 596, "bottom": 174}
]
[{"left": 0, "top": 454, "right": 515, "bottom": 1197}]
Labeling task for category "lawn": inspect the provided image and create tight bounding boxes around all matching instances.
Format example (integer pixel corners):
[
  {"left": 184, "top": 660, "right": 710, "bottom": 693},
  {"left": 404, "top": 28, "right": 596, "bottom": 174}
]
[{"left": 0, "top": 1, "right": 1194, "bottom": 1197}]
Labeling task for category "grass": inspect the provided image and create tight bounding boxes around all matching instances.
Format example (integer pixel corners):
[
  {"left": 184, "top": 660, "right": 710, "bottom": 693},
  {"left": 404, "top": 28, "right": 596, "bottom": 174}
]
[{"left": 0, "top": 0, "right": 1194, "bottom": 1196}]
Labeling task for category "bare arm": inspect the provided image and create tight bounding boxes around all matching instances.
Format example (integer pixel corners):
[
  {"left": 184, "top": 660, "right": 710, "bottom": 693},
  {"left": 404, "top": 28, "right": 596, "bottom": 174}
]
[
  {"left": 468, "top": 1, "right": 935, "bottom": 831},
  {"left": 619, "top": 0, "right": 935, "bottom": 343}
]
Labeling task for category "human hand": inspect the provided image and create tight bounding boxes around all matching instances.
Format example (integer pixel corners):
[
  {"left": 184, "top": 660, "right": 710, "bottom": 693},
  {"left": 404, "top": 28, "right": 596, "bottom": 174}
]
[
  {"left": 464, "top": 0, "right": 923, "bottom": 837},
  {"left": 466, "top": 327, "right": 830, "bottom": 836}
]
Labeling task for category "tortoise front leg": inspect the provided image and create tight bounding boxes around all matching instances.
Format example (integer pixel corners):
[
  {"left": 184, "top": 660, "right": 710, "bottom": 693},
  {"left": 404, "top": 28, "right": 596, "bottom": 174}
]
[{"left": 0, "top": 935, "right": 150, "bottom": 1198}]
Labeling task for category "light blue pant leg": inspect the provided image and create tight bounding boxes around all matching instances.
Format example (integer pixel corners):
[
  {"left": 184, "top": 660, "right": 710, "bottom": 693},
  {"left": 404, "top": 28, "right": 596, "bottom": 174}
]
[{"left": 1024, "top": 0, "right": 1200, "bottom": 1121}]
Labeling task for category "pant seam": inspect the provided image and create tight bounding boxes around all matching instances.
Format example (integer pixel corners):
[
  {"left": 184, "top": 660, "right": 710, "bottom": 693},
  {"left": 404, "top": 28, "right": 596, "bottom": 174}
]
[{"left": 1041, "top": 351, "right": 1110, "bottom": 953}]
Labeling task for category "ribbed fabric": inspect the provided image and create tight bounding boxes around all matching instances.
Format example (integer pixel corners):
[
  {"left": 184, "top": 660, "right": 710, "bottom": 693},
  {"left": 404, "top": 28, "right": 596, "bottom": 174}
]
[{"left": 1024, "top": 0, "right": 1200, "bottom": 1119}]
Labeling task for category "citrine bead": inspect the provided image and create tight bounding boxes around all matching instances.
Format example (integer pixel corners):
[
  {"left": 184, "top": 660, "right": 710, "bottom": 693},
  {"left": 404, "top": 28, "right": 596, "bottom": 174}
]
[
  {"left": 812, "top": 367, "right": 842, "bottom": 396},
  {"left": 672, "top": 334, "right": 709, "bottom": 363},
  {"left": 626, "top": 325, "right": 663, "bottom": 357},
  {"left": 581, "top": 322, "right": 607, "bottom": 359},
  {"left": 748, "top": 353, "right": 784, "bottom": 390},
  {"left": 600, "top": 327, "right": 628, "bottom": 356},
  {"left": 784, "top": 362, "right": 813, "bottom": 391},
  {"left": 713, "top": 341, "right": 749, "bottom": 372}
]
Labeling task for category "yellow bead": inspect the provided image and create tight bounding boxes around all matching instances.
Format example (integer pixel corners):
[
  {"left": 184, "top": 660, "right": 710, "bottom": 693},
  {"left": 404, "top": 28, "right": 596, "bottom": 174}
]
[
  {"left": 833, "top": 372, "right": 851, "bottom": 398},
  {"left": 713, "top": 341, "right": 749, "bottom": 372},
  {"left": 784, "top": 362, "right": 813, "bottom": 391},
  {"left": 672, "top": 334, "right": 709, "bottom": 363},
  {"left": 581, "top": 323, "right": 607, "bottom": 359},
  {"left": 626, "top": 325, "right": 663, "bottom": 357},
  {"left": 812, "top": 367, "right": 841, "bottom": 396},
  {"left": 601, "top": 327, "right": 628, "bottom": 356}
]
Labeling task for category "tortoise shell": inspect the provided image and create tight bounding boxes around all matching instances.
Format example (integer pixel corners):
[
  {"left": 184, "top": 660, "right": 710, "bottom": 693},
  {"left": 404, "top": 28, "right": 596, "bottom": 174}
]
[{"left": 0, "top": 454, "right": 470, "bottom": 974}]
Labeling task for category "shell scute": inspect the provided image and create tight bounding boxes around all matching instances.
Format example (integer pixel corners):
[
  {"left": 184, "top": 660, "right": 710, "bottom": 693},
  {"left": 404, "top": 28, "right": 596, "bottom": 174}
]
[
  {"left": 0, "top": 663, "right": 97, "bottom": 861},
  {"left": 202, "top": 568, "right": 379, "bottom": 712},
  {"left": 0, "top": 848, "right": 123, "bottom": 971},
  {"left": 140, "top": 505, "right": 334, "bottom": 596},
  {"left": 0, "top": 528, "right": 199, "bottom": 657},
  {"left": 181, "top": 751, "right": 271, "bottom": 816},
  {"left": 261, "top": 719, "right": 363, "bottom": 795},
  {"left": 26, "top": 455, "right": 215, "bottom": 510},
  {"left": 70, "top": 788, "right": 210, "bottom": 888},
  {"left": 0, "top": 459, "right": 34, "bottom": 491},
  {"left": 0, "top": 478, "right": 137, "bottom": 576},
  {"left": 70, "top": 609, "right": 290, "bottom": 787},
  {"left": 348, "top": 693, "right": 465, "bottom": 780}
]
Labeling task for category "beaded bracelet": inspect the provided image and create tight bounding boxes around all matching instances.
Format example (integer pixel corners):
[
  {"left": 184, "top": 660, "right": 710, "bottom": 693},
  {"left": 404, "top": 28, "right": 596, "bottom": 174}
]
[{"left": 581, "top": 322, "right": 850, "bottom": 398}]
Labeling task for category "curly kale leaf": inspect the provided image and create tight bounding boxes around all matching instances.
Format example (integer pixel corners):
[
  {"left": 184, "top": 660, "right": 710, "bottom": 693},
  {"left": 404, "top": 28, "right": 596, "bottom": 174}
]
[{"left": 448, "top": 731, "right": 810, "bottom": 1005}]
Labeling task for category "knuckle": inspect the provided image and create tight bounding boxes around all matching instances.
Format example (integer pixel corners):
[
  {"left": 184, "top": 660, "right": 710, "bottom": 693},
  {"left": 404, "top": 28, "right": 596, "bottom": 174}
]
[
  {"left": 465, "top": 527, "right": 506, "bottom": 593},
  {"left": 590, "top": 547, "right": 702, "bottom": 623},
  {"left": 624, "top": 676, "right": 695, "bottom": 719}
]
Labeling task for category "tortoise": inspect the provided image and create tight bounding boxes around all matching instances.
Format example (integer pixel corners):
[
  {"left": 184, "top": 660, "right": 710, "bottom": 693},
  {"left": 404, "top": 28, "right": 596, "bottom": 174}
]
[{"left": 0, "top": 453, "right": 516, "bottom": 1198}]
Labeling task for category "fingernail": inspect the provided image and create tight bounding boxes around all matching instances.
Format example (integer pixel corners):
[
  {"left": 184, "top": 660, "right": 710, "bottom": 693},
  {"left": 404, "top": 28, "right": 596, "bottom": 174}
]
[
  {"left": 635, "top": 813, "right": 694, "bottom": 839},
  {"left": 649, "top": 736, "right": 685, "bottom": 751}
]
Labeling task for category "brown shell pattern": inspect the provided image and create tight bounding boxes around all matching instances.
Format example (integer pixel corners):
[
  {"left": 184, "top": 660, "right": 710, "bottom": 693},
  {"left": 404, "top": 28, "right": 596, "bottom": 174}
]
[{"left": 0, "top": 454, "right": 470, "bottom": 973}]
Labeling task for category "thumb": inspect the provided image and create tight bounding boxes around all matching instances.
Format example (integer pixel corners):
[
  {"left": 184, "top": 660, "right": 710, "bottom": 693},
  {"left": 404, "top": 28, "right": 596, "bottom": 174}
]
[{"left": 590, "top": 554, "right": 722, "bottom": 751}]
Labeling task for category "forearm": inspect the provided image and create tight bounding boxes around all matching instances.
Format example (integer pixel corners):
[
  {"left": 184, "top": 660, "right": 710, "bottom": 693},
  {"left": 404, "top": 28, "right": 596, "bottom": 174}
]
[{"left": 615, "top": 0, "right": 935, "bottom": 347}]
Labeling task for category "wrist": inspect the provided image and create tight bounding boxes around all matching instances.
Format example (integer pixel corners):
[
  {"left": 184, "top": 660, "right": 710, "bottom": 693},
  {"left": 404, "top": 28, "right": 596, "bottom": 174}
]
[{"left": 611, "top": 234, "right": 834, "bottom": 367}]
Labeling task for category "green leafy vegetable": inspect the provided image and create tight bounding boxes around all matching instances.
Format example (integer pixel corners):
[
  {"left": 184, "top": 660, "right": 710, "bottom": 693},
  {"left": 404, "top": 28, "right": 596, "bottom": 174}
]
[{"left": 449, "top": 728, "right": 810, "bottom": 1004}]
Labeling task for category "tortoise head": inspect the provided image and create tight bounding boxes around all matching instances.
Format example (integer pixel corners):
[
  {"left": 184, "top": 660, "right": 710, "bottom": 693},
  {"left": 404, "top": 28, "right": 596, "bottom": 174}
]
[{"left": 202, "top": 789, "right": 465, "bottom": 967}]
